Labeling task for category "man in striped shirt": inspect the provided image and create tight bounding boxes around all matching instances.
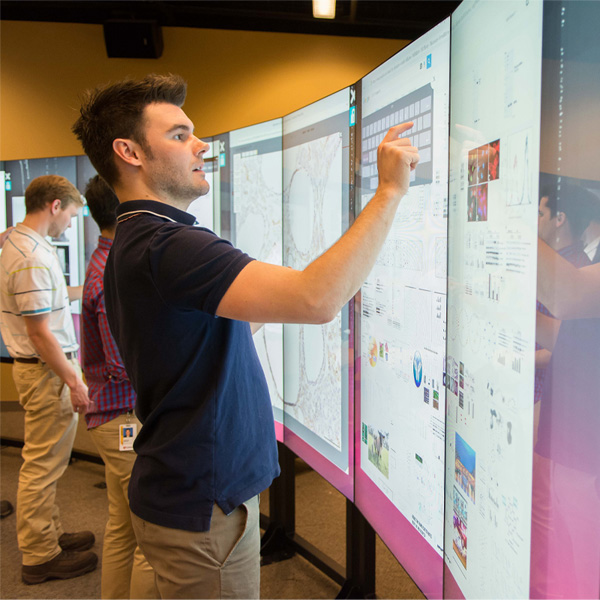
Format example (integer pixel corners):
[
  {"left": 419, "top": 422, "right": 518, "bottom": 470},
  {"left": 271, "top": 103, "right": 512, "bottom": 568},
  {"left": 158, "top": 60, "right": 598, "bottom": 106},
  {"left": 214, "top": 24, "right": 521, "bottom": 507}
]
[
  {"left": 0, "top": 175, "right": 98, "bottom": 584},
  {"left": 81, "top": 175, "right": 156, "bottom": 599}
]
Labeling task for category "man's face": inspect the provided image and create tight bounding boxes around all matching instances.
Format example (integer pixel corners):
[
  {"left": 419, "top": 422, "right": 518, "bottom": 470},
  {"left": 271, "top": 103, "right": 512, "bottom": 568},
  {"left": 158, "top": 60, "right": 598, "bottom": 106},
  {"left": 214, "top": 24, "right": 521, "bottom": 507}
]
[
  {"left": 538, "top": 196, "right": 556, "bottom": 245},
  {"left": 139, "top": 102, "right": 210, "bottom": 204},
  {"left": 48, "top": 202, "right": 81, "bottom": 238}
]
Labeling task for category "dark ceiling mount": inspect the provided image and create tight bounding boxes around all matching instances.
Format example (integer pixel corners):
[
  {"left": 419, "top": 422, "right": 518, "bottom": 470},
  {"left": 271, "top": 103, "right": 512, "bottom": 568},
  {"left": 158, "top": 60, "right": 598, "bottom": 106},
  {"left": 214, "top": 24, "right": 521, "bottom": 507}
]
[
  {"left": 1, "top": 0, "right": 461, "bottom": 40},
  {"left": 103, "top": 20, "right": 164, "bottom": 59}
]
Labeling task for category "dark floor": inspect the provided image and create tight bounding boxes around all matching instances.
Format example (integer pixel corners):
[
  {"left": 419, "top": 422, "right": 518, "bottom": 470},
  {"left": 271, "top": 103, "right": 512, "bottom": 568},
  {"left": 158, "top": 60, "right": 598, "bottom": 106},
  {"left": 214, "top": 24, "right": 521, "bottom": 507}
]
[{"left": 0, "top": 444, "right": 425, "bottom": 599}]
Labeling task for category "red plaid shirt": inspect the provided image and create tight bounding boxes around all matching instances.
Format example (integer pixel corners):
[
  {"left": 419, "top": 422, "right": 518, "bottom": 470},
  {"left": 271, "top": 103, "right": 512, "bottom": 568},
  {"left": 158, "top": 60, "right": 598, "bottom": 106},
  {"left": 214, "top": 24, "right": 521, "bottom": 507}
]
[
  {"left": 534, "top": 241, "right": 591, "bottom": 403},
  {"left": 82, "top": 237, "right": 136, "bottom": 428}
]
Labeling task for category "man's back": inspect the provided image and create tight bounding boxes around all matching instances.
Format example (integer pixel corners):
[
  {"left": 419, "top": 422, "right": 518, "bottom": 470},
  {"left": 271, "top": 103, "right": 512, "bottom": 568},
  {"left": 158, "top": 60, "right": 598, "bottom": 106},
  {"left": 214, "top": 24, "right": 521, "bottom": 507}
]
[{"left": 105, "top": 200, "right": 279, "bottom": 532}]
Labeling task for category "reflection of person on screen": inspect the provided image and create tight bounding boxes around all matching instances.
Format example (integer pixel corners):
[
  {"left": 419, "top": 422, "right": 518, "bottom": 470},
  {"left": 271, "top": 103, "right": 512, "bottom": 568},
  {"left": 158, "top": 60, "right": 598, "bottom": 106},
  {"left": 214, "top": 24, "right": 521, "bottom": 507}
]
[
  {"left": 531, "top": 185, "right": 600, "bottom": 599},
  {"left": 72, "top": 73, "right": 420, "bottom": 599},
  {"left": 581, "top": 193, "right": 600, "bottom": 263},
  {"left": 534, "top": 183, "right": 591, "bottom": 407}
]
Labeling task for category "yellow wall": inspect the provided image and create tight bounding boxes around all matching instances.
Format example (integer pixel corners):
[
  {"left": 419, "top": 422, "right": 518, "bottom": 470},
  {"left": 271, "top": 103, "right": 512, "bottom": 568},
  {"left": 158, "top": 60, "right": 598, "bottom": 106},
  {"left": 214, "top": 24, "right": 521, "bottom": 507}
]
[{"left": 1, "top": 20, "right": 408, "bottom": 160}]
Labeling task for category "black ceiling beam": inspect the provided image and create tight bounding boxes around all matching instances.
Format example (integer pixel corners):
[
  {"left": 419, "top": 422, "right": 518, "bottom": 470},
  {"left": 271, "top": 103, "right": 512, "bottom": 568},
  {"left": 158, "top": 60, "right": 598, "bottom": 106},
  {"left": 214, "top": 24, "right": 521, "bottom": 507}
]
[{"left": 1, "top": 0, "right": 461, "bottom": 40}]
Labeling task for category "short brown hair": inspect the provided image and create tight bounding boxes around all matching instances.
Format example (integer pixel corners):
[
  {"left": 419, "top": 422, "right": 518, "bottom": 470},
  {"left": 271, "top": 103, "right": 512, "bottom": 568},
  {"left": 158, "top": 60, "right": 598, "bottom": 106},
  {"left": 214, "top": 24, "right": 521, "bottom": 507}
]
[
  {"left": 84, "top": 175, "right": 119, "bottom": 231},
  {"left": 25, "top": 175, "right": 83, "bottom": 214},
  {"left": 72, "top": 73, "right": 187, "bottom": 186}
]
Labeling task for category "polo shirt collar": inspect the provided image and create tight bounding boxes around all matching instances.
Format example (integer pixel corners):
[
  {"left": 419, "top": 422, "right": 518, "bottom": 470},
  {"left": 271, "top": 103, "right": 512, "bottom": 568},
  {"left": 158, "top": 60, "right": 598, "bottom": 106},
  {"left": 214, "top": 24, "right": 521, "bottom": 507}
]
[
  {"left": 116, "top": 200, "right": 196, "bottom": 226},
  {"left": 15, "top": 222, "right": 55, "bottom": 251}
]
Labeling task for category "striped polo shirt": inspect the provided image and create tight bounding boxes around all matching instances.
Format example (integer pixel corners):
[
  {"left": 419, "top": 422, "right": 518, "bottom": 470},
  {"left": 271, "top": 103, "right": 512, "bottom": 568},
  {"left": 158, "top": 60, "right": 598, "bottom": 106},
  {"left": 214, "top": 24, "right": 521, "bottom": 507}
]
[{"left": 0, "top": 223, "right": 78, "bottom": 358}]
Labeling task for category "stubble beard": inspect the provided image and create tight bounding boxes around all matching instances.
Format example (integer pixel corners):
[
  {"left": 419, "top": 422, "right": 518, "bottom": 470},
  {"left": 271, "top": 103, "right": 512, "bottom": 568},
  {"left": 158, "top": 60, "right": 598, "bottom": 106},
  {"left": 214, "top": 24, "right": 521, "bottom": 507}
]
[{"left": 147, "top": 158, "right": 209, "bottom": 209}]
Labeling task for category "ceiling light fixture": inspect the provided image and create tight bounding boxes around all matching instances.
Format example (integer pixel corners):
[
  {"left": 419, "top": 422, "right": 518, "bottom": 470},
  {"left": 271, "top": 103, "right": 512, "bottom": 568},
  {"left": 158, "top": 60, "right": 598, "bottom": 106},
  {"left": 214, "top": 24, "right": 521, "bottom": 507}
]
[{"left": 313, "top": 0, "right": 336, "bottom": 19}]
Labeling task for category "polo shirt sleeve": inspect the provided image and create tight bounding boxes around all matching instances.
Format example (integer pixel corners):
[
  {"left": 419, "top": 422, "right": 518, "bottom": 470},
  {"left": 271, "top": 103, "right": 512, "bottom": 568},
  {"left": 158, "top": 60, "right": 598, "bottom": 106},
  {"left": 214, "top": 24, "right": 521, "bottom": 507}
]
[
  {"left": 149, "top": 225, "right": 255, "bottom": 315},
  {"left": 8, "top": 256, "right": 55, "bottom": 316}
]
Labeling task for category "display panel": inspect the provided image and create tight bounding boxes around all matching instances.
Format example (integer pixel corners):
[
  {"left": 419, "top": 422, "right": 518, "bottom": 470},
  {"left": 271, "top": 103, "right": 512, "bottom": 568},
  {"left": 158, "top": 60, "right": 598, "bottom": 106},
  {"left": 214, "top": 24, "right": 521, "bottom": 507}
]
[
  {"left": 187, "top": 137, "right": 218, "bottom": 232},
  {"left": 531, "top": 2, "right": 600, "bottom": 598},
  {"left": 282, "top": 87, "right": 354, "bottom": 498},
  {"left": 229, "top": 119, "right": 284, "bottom": 440},
  {"left": 353, "top": 18, "right": 450, "bottom": 598},
  {"left": 444, "top": 1, "right": 543, "bottom": 598}
]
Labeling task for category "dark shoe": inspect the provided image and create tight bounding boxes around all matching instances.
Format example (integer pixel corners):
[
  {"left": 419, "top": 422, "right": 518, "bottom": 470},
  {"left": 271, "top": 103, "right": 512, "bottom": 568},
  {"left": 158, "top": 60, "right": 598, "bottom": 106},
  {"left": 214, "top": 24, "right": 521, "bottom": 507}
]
[
  {"left": 58, "top": 531, "right": 95, "bottom": 552},
  {"left": 22, "top": 550, "right": 98, "bottom": 584},
  {"left": 0, "top": 500, "right": 14, "bottom": 518}
]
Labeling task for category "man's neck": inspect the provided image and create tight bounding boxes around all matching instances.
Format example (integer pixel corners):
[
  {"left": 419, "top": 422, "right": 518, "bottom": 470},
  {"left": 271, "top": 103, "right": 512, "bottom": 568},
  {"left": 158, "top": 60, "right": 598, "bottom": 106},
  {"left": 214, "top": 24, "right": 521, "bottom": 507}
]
[
  {"left": 550, "top": 226, "right": 574, "bottom": 252},
  {"left": 22, "top": 211, "right": 50, "bottom": 238},
  {"left": 101, "top": 227, "right": 116, "bottom": 240},
  {"left": 113, "top": 181, "right": 192, "bottom": 212}
]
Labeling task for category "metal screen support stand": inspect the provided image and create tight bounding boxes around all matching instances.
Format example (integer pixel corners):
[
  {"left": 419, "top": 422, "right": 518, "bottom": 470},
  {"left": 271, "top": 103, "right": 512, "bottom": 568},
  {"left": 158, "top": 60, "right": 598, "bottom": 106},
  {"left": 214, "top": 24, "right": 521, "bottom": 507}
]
[
  {"left": 336, "top": 500, "right": 376, "bottom": 599},
  {"left": 260, "top": 442, "right": 296, "bottom": 564}
]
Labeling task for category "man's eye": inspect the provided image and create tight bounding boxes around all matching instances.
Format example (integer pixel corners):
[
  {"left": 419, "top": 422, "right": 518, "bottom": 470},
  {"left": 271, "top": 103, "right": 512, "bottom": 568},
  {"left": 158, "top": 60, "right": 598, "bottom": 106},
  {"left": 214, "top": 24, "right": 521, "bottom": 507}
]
[{"left": 174, "top": 133, "right": 185, "bottom": 141}]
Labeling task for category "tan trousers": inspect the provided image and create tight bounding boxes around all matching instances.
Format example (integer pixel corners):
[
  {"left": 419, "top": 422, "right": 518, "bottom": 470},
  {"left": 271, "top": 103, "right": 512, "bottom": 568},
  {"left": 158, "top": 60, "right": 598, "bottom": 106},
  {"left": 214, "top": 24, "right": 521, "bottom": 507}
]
[
  {"left": 13, "top": 359, "right": 79, "bottom": 566},
  {"left": 88, "top": 412, "right": 158, "bottom": 599},
  {"left": 131, "top": 495, "right": 260, "bottom": 599}
]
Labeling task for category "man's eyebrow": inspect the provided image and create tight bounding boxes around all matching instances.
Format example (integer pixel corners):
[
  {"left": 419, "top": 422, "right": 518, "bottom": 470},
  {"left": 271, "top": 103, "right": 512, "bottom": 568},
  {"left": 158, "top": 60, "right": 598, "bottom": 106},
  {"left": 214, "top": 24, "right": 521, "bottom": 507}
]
[{"left": 166, "top": 124, "right": 194, "bottom": 134}]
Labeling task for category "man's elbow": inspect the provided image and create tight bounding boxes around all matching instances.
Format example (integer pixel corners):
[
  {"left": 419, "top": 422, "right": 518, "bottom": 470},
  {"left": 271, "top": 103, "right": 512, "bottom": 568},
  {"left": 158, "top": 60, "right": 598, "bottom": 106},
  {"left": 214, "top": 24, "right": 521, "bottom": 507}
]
[{"left": 302, "top": 295, "right": 340, "bottom": 325}]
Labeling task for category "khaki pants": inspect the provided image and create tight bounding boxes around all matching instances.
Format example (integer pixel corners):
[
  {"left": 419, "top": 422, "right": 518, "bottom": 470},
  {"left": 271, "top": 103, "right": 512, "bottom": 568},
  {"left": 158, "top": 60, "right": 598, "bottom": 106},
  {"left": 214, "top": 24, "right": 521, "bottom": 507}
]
[
  {"left": 131, "top": 495, "right": 260, "bottom": 599},
  {"left": 88, "top": 412, "right": 158, "bottom": 599},
  {"left": 13, "top": 359, "right": 79, "bottom": 566}
]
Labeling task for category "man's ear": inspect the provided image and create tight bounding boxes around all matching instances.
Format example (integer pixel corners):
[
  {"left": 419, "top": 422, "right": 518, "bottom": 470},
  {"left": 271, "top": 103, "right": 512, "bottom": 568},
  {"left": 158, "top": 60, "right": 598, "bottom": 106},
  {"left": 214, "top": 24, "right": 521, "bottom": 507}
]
[
  {"left": 555, "top": 211, "right": 567, "bottom": 228},
  {"left": 113, "top": 138, "right": 143, "bottom": 167},
  {"left": 49, "top": 198, "right": 62, "bottom": 215}
]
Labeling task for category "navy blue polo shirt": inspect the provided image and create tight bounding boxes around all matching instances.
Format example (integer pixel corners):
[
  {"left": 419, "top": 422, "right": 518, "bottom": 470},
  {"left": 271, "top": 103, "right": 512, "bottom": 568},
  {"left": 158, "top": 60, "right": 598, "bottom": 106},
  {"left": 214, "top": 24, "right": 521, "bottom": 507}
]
[{"left": 104, "top": 199, "right": 279, "bottom": 532}]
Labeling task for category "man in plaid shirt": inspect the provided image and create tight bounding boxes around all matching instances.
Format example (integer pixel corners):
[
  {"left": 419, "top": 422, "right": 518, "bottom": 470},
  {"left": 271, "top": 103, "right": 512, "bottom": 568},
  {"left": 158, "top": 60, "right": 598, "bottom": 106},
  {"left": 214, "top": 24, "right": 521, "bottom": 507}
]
[{"left": 82, "top": 175, "right": 156, "bottom": 599}]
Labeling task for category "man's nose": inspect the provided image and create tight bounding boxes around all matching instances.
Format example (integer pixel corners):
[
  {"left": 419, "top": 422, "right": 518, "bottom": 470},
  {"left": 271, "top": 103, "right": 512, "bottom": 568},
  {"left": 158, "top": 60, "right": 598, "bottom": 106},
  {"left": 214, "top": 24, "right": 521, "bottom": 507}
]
[{"left": 193, "top": 137, "right": 209, "bottom": 156}]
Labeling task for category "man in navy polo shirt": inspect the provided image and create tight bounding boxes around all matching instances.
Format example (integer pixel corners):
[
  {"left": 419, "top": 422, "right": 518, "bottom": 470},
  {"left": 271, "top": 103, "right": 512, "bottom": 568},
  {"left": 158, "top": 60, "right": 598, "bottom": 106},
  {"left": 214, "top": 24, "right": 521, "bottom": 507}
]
[{"left": 72, "top": 74, "right": 419, "bottom": 599}]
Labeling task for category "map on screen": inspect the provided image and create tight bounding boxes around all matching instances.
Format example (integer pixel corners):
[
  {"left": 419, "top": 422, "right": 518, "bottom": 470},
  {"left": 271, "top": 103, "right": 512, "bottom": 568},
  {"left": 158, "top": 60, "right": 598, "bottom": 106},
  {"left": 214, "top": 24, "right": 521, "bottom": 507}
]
[
  {"left": 230, "top": 119, "right": 284, "bottom": 424},
  {"left": 444, "top": 1, "right": 543, "bottom": 597},
  {"left": 357, "top": 18, "right": 450, "bottom": 561},
  {"left": 283, "top": 88, "right": 351, "bottom": 472}
]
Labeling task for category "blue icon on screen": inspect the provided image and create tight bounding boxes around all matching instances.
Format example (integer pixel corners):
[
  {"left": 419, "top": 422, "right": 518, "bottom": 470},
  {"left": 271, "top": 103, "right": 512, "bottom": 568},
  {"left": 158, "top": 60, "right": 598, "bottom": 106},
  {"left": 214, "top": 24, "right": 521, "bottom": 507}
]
[
  {"left": 5, "top": 181, "right": 11, "bottom": 191},
  {"left": 219, "top": 153, "right": 226, "bottom": 167},
  {"left": 413, "top": 351, "right": 423, "bottom": 388},
  {"left": 349, "top": 106, "right": 356, "bottom": 127},
  {"left": 426, "top": 54, "right": 432, "bottom": 69}
]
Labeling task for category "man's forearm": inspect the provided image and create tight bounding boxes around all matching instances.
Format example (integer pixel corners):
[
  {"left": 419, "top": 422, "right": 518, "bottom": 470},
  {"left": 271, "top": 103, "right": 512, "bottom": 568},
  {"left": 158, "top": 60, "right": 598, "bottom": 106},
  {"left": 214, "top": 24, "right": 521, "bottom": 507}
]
[
  {"left": 301, "top": 187, "right": 403, "bottom": 321},
  {"left": 25, "top": 316, "right": 90, "bottom": 413},
  {"left": 537, "top": 239, "right": 600, "bottom": 319},
  {"left": 68, "top": 285, "right": 83, "bottom": 302},
  {"left": 215, "top": 124, "right": 418, "bottom": 325},
  {"left": 27, "top": 327, "right": 80, "bottom": 387}
]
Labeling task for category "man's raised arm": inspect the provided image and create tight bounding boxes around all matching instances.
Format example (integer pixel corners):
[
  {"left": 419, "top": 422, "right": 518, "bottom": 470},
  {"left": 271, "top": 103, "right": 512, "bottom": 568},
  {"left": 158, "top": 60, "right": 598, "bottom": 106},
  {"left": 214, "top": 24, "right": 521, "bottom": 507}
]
[{"left": 217, "top": 122, "right": 419, "bottom": 325}]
